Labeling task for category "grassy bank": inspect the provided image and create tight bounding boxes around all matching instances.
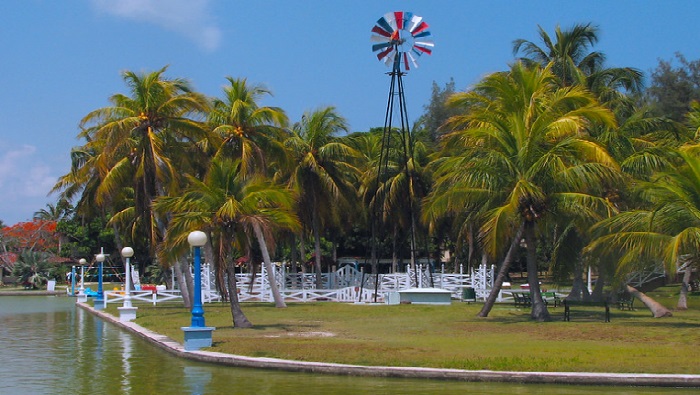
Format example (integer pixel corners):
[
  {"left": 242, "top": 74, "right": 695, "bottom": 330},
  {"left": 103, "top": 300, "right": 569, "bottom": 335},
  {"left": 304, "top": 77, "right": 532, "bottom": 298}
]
[{"left": 105, "top": 285, "right": 700, "bottom": 374}]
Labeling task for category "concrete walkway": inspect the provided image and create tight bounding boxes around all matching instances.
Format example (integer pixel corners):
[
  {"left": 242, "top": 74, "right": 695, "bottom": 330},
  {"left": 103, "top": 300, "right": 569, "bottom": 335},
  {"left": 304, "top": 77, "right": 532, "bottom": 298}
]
[{"left": 78, "top": 302, "right": 700, "bottom": 388}]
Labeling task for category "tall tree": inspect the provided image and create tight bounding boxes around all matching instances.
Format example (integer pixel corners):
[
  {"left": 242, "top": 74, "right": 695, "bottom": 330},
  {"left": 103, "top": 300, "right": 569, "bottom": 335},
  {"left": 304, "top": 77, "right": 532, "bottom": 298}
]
[
  {"left": 587, "top": 143, "right": 700, "bottom": 313},
  {"left": 77, "top": 66, "right": 209, "bottom": 252},
  {"left": 285, "top": 107, "right": 359, "bottom": 287},
  {"left": 426, "top": 62, "right": 618, "bottom": 321},
  {"left": 155, "top": 158, "right": 299, "bottom": 327},
  {"left": 209, "top": 77, "right": 289, "bottom": 177},
  {"left": 646, "top": 53, "right": 700, "bottom": 122}
]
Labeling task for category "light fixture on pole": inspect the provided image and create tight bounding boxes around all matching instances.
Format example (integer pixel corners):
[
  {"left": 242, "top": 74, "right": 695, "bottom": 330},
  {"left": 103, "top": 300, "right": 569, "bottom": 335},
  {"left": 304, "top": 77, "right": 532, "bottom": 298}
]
[
  {"left": 118, "top": 246, "right": 138, "bottom": 321},
  {"left": 77, "top": 258, "right": 88, "bottom": 303},
  {"left": 181, "top": 230, "right": 215, "bottom": 351},
  {"left": 94, "top": 252, "right": 106, "bottom": 310}
]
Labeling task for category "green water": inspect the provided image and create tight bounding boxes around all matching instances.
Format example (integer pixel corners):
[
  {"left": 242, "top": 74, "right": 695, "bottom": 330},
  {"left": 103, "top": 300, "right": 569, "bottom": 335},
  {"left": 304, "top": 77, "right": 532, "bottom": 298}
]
[{"left": 0, "top": 296, "right": 694, "bottom": 394}]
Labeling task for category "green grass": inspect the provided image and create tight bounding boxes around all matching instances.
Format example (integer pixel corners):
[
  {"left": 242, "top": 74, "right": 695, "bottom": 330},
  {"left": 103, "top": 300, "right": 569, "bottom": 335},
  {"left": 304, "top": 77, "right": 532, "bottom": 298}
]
[{"left": 105, "top": 284, "right": 700, "bottom": 374}]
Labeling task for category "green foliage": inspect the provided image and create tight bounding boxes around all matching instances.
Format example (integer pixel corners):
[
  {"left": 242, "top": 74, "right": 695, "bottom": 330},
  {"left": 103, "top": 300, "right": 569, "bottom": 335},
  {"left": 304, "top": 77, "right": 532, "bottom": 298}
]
[
  {"left": 11, "top": 251, "right": 51, "bottom": 289},
  {"left": 646, "top": 53, "right": 700, "bottom": 122}
]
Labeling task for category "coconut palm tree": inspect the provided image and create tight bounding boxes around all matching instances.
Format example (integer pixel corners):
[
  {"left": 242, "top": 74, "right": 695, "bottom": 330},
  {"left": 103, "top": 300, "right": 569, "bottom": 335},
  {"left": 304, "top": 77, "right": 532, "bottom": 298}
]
[
  {"left": 155, "top": 157, "right": 299, "bottom": 327},
  {"left": 587, "top": 143, "right": 700, "bottom": 314},
  {"left": 78, "top": 66, "right": 210, "bottom": 252},
  {"left": 426, "top": 62, "right": 618, "bottom": 321},
  {"left": 209, "top": 77, "right": 289, "bottom": 177},
  {"left": 284, "top": 107, "right": 359, "bottom": 287}
]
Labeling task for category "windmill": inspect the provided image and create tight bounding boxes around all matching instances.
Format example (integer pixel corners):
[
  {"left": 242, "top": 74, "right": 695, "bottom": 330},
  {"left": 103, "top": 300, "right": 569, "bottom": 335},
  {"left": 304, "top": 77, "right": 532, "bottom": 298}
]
[{"left": 369, "top": 12, "right": 434, "bottom": 279}]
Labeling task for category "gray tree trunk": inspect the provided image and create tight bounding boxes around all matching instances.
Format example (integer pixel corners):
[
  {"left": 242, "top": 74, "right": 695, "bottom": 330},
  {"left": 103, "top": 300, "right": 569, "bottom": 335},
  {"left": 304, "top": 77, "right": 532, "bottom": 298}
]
[
  {"left": 253, "top": 223, "right": 286, "bottom": 308},
  {"left": 478, "top": 224, "right": 525, "bottom": 317},
  {"left": 183, "top": 259, "right": 195, "bottom": 307},
  {"left": 626, "top": 285, "right": 673, "bottom": 318},
  {"left": 677, "top": 269, "right": 691, "bottom": 310},
  {"left": 225, "top": 260, "right": 253, "bottom": 328},
  {"left": 173, "top": 259, "right": 191, "bottom": 309},
  {"left": 525, "top": 221, "right": 550, "bottom": 322},
  {"left": 312, "top": 209, "right": 323, "bottom": 289}
]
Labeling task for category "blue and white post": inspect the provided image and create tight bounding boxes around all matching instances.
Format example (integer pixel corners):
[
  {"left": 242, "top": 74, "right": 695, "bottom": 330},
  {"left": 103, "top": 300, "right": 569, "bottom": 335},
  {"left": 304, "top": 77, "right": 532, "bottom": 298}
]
[
  {"left": 118, "top": 246, "right": 138, "bottom": 321},
  {"left": 77, "top": 258, "right": 88, "bottom": 303},
  {"left": 94, "top": 252, "right": 106, "bottom": 310},
  {"left": 181, "top": 230, "right": 215, "bottom": 351},
  {"left": 70, "top": 265, "right": 76, "bottom": 296}
]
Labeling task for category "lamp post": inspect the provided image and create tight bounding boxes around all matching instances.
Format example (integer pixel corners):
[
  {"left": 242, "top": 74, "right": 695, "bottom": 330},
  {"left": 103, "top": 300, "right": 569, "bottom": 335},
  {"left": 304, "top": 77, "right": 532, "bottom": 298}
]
[
  {"left": 181, "top": 230, "right": 215, "bottom": 351},
  {"left": 94, "top": 253, "right": 105, "bottom": 310},
  {"left": 118, "top": 247, "right": 138, "bottom": 321},
  {"left": 77, "top": 258, "right": 88, "bottom": 303}
]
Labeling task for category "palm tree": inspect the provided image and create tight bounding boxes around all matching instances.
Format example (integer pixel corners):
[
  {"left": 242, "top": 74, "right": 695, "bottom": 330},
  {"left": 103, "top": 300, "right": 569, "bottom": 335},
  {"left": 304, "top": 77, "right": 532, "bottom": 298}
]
[
  {"left": 426, "top": 62, "right": 618, "bottom": 321},
  {"left": 155, "top": 158, "right": 299, "bottom": 327},
  {"left": 587, "top": 143, "right": 700, "bottom": 314},
  {"left": 78, "top": 66, "right": 210, "bottom": 252},
  {"left": 284, "top": 107, "right": 359, "bottom": 287},
  {"left": 209, "top": 77, "right": 289, "bottom": 177}
]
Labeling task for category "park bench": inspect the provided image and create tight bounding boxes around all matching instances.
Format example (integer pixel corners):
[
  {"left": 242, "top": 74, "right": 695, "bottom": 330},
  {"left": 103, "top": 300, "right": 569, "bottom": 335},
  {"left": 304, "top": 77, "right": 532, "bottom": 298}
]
[
  {"left": 542, "top": 291, "right": 561, "bottom": 307},
  {"left": 563, "top": 299, "right": 610, "bottom": 322},
  {"left": 617, "top": 292, "right": 634, "bottom": 311},
  {"left": 513, "top": 292, "right": 531, "bottom": 308},
  {"left": 2, "top": 276, "right": 19, "bottom": 286}
]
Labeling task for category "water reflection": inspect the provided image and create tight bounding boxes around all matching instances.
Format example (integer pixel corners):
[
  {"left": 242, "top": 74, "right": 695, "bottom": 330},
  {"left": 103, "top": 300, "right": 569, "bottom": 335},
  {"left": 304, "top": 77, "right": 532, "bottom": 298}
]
[{"left": 0, "top": 296, "right": 696, "bottom": 395}]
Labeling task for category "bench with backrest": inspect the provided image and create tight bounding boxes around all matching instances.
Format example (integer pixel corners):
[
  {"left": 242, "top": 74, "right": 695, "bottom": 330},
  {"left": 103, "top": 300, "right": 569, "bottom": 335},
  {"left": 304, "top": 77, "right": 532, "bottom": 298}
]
[
  {"left": 512, "top": 292, "right": 531, "bottom": 308},
  {"left": 617, "top": 292, "right": 634, "bottom": 311},
  {"left": 563, "top": 299, "right": 610, "bottom": 322},
  {"left": 2, "top": 276, "right": 19, "bottom": 286},
  {"left": 542, "top": 291, "right": 561, "bottom": 307}
]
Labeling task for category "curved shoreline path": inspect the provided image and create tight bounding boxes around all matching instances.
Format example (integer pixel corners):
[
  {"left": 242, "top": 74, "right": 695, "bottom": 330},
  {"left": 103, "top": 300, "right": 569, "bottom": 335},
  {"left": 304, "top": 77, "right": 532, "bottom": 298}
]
[{"left": 78, "top": 303, "right": 700, "bottom": 388}]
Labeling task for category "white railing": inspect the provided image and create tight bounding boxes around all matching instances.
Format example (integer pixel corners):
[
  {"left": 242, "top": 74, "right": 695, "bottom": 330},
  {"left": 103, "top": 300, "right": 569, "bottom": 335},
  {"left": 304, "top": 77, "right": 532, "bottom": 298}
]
[{"left": 104, "top": 262, "right": 495, "bottom": 305}]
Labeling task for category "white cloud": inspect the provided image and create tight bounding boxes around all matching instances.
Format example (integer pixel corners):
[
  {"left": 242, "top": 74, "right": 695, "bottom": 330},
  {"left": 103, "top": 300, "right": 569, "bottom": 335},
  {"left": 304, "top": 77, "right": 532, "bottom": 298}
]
[
  {"left": 90, "top": 0, "right": 222, "bottom": 52},
  {"left": 0, "top": 144, "right": 59, "bottom": 225}
]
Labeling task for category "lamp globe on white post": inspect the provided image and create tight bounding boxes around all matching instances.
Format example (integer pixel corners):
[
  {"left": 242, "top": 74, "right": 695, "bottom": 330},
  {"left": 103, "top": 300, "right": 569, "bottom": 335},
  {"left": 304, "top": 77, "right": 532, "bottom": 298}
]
[
  {"left": 94, "top": 253, "right": 106, "bottom": 310},
  {"left": 77, "top": 258, "right": 87, "bottom": 303},
  {"left": 181, "top": 230, "right": 215, "bottom": 351},
  {"left": 118, "top": 246, "right": 138, "bottom": 321}
]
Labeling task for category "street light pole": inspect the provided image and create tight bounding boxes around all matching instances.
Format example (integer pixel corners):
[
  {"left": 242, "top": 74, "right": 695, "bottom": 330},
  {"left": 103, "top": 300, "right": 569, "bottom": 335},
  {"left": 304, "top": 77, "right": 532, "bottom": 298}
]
[
  {"left": 118, "top": 247, "right": 138, "bottom": 321},
  {"left": 94, "top": 252, "right": 105, "bottom": 310},
  {"left": 77, "top": 258, "right": 87, "bottom": 303},
  {"left": 181, "top": 230, "right": 215, "bottom": 351}
]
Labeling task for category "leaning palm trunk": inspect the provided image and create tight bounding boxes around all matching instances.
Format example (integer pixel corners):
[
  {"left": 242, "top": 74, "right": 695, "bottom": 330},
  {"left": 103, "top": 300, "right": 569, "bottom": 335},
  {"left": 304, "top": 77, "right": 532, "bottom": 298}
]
[
  {"left": 525, "top": 222, "right": 550, "bottom": 322},
  {"left": 677, "top": 269, "right": 691, "bottom": 310},
  {"left": 626, "top": 285, "right": 673, "bottom": 318},
  {"left": 182, "top": 259, "right": 195, "bottom": 307},
  {"left": 478, "top": 224, "right": 525, "bottom": 317},
  {"left": 173, "top": 259, "right": 191, "bottom": 309},
  {"left": 312, "top": 209, "right": 324, "bottom": 289},
  {"left": 225, "top": 261, "right": 253, "bottom": 328},
  {"left": 252, "top": 223, "right": 286, "bottom": 308}
]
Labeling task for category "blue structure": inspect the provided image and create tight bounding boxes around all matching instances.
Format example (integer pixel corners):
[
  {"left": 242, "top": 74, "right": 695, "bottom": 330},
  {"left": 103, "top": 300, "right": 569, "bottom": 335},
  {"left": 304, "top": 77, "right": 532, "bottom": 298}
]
[
  {"left": 182, "top": 231, "right": 215, "bottom": 351},
  {"left": 94, "top": 253, "right": 105, "bottom": 310}
]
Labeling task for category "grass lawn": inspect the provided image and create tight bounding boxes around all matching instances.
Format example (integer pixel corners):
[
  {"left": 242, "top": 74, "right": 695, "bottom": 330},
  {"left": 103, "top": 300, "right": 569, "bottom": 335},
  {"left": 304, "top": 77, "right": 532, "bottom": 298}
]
[{"left": 104, "top": 284, "right": 700, "bottom": 374}]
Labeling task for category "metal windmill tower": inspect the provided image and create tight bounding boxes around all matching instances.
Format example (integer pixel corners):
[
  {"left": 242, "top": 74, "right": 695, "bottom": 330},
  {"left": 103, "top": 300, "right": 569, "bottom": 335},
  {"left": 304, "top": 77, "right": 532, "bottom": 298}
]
[{"left": 369, "top": 11, "right": 434, "bottom": 276}]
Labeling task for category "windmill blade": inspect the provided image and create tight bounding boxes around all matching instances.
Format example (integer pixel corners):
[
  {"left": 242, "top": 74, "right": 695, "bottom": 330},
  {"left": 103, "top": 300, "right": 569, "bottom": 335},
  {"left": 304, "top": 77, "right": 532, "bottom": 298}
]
[
  {"left": 372, "top": 42, "right": 393, "bottom": 52},
  {"left": 372, "top": 14, "right": 396, "bottom": 36},
  {"left": 376, "top": 46, "right": 395, "bottom": 61},
  {"left": 413, "top": 30, "right": 431, "bottom": 39},
  {"left": 407, "top": 15, "right": 423, "bottom": 33},
  {"left": 371, "top": 34, "right": 391, "bottom": 43},
  {"left": 411, "top": 21, "right": 430, "bottom": 36},
  {"left": 407, "top": 52, "right": 419, "bottom": 69}
]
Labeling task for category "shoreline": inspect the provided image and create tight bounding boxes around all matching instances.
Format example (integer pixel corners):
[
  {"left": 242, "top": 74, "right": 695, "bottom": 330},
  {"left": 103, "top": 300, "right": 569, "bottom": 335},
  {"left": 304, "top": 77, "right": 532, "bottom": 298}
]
[{"left": 78, "top": 302, "right": 700, "bottom": 388}]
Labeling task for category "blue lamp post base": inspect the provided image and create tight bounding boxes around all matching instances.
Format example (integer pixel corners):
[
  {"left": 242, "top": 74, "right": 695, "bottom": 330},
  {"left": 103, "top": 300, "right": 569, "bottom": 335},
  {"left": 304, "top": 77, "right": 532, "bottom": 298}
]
[
  {"left": 93, "top": 298, "right": 105, "bottom": 310},
  {"left": 181, "top": 326, "right": 215, "bottom": 351}
]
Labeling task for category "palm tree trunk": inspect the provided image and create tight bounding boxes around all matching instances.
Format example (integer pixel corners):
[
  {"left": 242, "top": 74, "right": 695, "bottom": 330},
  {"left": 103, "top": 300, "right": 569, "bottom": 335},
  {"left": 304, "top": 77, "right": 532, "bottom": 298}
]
[
  {"left": 525, "top": 221, "right": 550, "bottom": 322},
  {"left": 677, "top": 269, "right": 691, "bottom": 310},
  {"left": 225, "top": 260, "right": 253, "bottom": 328},
  {"left": 182, "top": 259, "right": 195, "bottom": 308},
  {"left": 478, "top": 223, "right": 525, "bottom": 317},
  {"left": 253, "top": 223, "right": 286, "bottom": 308},
  {"left": 173, "top": 259, "right": 191, "bottom": 309},
  {"left": 626, "top": 285, "right": 673, "bottom": 318},
  {"left": 290, "top": 233, "right": 298, "bottom": 288},
  {"left": 591, "top": 263, "right": 606, "bottom": 302},
  {"left": 312, "top": 209, "right": 323, "bottom": 289},
  {"left": 568, "top": 258, "right": 590, "bottom": 302}
]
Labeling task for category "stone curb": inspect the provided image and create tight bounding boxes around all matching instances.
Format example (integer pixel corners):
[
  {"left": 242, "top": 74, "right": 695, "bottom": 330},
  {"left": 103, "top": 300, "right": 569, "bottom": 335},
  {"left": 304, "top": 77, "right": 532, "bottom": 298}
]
[{"left": 78, "top": 303, "right": 700, "bottom": 388}]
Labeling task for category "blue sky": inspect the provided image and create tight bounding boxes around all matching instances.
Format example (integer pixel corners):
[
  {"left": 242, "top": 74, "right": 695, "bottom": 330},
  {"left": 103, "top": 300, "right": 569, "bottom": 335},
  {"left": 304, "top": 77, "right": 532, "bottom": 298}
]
[{"left": 1, "top": 0, "right": 699, "bottom": 226}]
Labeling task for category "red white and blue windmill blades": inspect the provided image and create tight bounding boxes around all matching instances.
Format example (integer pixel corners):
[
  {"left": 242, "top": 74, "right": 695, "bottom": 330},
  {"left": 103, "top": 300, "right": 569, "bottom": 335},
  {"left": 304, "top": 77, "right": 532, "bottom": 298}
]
[{"left": 371, "top": 11, "right": 433, "bottom": 71}]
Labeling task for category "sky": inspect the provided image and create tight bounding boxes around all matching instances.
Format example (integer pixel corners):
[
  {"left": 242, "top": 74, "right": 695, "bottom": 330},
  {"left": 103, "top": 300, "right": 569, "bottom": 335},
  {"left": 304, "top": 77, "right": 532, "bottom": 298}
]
[{"left": 1, "top": 0, "right": 699, "bottom": 226}]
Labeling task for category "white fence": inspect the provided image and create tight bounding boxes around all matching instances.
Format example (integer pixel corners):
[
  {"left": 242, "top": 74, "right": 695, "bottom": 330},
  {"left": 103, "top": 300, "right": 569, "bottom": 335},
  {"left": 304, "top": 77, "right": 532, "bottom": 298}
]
[{"left": 105, "top": 262, "right": 495, "bottom": 305}]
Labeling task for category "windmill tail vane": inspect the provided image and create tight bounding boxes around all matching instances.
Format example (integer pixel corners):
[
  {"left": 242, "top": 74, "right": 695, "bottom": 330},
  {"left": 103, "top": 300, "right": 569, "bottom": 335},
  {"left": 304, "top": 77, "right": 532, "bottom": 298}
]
[{"left": 370, "top": 11, "right": 434, "bottom": 71}]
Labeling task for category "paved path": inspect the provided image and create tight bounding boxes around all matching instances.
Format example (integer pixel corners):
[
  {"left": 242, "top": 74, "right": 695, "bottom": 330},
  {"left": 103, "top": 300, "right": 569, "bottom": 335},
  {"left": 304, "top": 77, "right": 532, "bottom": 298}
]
[{"left": 78, "top": 302, "right": 700, "bottom": 388}]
